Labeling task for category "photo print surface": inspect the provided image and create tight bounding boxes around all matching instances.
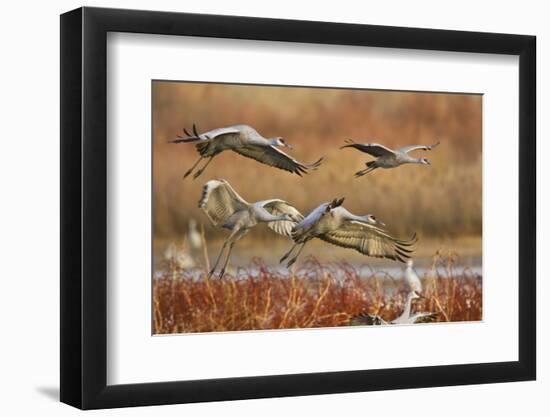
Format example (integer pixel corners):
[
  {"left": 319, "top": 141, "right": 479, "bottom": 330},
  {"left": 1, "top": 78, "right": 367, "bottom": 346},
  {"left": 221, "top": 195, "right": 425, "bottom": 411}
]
[{"left": 152, "top": 81, "right": 482, "bottom": 334}]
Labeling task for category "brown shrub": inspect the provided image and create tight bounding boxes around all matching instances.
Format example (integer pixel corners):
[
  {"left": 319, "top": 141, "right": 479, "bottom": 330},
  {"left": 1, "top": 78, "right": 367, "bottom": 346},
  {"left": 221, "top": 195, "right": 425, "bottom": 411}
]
[{"left": 153, "top": 255, "right": 482, "bottom": 334}]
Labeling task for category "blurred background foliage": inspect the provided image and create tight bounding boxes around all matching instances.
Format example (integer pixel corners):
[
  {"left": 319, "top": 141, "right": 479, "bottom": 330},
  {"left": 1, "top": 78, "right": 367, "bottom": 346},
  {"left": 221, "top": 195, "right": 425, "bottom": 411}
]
[{"left": 153, "top": 81, "right": 481, "bottom": 257}]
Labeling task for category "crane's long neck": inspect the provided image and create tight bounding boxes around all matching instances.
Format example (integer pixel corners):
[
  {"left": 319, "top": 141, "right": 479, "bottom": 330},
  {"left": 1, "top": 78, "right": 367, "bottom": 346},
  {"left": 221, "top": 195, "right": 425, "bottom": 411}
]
[
  {"left": 353, "top": 214, "right": 373, "bottom": 224},
  {"left": 342, "top": 211, "right": 374, "bottom": 226},
  {"left": 400, "top": 153, "right": 423, "bottom": 164},
  {"left": 402, "top": 295, "right": 414, "bottom": 318},
  {"left": 410, "top": 157, "right": 425, "bottom": 164},
  {"left": 256, "top": 210, "right": 288, "bottom": 223}
]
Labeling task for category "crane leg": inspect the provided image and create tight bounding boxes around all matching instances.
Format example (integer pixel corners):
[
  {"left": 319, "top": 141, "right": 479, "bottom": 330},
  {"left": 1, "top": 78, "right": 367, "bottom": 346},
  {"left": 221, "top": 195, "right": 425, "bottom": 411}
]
[
  {"left": 193, "top": 156, "right": 214, "bottom": 179},
  {"left": 207, "top": 240, "right": 228, "bottom": 279},
  {"left": 183, "top": 156, "right": 203, "bottom": 179},
  {"left": 354, "top": 166, "right": 377, "bottom": 177},
  {"left": 218, "top": 241, "right": 236, "bottom": 279},
  {"left": 209, "top": 227, "right": 245, "bottom": 279},
  {"left": 286, "top": 243, "right": 307, "bottom": 268},
  {"left": 279, "top": 243, "right": 298, "bottom": 263}
]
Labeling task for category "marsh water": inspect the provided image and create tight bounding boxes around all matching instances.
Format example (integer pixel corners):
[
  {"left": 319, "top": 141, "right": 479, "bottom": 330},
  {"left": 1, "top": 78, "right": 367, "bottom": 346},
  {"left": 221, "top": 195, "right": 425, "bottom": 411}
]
[{"left": 154, "top": 253, "right": 481, "bottom": 281}]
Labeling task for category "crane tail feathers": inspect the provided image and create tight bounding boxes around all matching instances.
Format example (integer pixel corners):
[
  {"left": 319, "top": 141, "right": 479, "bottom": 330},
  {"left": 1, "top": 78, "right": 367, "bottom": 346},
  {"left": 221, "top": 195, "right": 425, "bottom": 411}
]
[
  {"left": 170, "top": 124, "right": 202, "bottom": 144},
  {"left": 340, "top": 139, "right": 356, "bottom": 149},
  {"left": 169, "top": 136, "right": 201, "bottom": 144}
]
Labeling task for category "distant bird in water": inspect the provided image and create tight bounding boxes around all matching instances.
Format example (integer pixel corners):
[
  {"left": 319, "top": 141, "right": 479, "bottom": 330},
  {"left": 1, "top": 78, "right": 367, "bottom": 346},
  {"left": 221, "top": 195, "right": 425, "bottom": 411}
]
[
  {"left": 187, "top": 219, "right": 203, "bottom": 252},
  {"left": 199, "top": 179, "right": 303, "bottom": 279},
  {"left": 163, "top": 242, "right": 196, "bottom": 270},
  {"left": 405, "top": 258, "right": 423, "bottom": 294},
  {"left": 170, "top": 124, "right": 323, "bottom": 179},
  {"left": 280, "top": 197, "right": 417, "bottom": 267},
  {"left": 162, "top": 220, "right": 202, "bottom": 271},
  {"left": 341, "top": 139, "right": 440, "bottom": 177}
]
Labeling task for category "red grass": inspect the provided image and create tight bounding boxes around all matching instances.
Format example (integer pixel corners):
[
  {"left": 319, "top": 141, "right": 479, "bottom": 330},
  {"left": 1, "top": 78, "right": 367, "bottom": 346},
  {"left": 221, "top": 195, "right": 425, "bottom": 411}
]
[{"left": 153, "top": 255, "right": 482, "bottom": 334}]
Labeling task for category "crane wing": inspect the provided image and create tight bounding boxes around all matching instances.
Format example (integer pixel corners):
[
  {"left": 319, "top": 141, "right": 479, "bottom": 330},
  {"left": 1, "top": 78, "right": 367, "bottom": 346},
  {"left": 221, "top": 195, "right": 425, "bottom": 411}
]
[
  {"left": 231, "top": 145, "right": 323, "bottom": 176},
  {"left": 398, "top": 141, "right": 440, "bottom": 154},
  {"left": 170, "top": 125, "right": 240, "bottom": 144},
  {"left": 205, "top": 126, "right": 242, "bottom": 138},
  {"left": 319, "top": 222, "right": 417, "bottom": 263},
  {"left": 409, "top": 312, "right": 439, "bottom": 323},
  {"left": 198, "top": 179, "right": 249, "bottom": 226},
  {"left": 257, "top": 199, "right": 304, "bottom": 237},
  {"left": 349, "top": 312, "right": 389, "bottom": 326},
  {"left": 341, "top": 140, "right": 396, "bottom": 157}
]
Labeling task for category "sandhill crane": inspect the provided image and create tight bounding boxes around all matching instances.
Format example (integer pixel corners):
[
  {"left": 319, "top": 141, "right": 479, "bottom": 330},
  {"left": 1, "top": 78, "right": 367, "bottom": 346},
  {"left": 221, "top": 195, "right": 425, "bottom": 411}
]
[
  {"left": 163, "top": 242, "right": 196, "bottom": 270},
  {"left": 349, "top": 291, "right": 437, "bottom": 326},
  {"left": 405, "top": 258, "right": 423, "bottom": 294},
  {"left": 280, "top": 198, "right": 417, "bottom": 267},
  {"left": 390, "top": 291, "right": 438, "bottom": 324},
  {"left": 199, "top": 179, "right": 303, "bottom": 278},
  {"left": 170, "top": 124, "right": 323, "bottom": 179},
  {"left": 341, "top": 139, "right": 440, "bottom": 176},
  {"left": 187, "top": 219, "right": 203, "bottom": 252}
]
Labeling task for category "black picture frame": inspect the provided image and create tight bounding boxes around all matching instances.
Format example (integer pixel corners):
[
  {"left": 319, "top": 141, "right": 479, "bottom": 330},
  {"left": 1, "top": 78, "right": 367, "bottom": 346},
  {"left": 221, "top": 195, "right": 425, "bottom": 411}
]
[{"left": 60, "top": 6, "right": 536, "bottom": 410}]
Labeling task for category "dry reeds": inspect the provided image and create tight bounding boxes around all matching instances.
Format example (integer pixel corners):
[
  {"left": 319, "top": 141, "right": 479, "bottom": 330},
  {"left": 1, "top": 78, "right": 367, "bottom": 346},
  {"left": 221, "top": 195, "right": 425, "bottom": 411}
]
[
  {"left": 151, "top": 82, "right": 483, "bottom": 334},
  {"left": 153, "top": 254, "right": 482, "bottom": 334}
]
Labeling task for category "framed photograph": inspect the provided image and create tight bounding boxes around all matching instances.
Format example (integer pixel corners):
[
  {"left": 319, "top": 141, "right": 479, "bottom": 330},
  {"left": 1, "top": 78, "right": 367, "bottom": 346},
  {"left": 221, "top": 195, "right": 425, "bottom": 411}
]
[{"left": 60, "top": 6, "right": 536, "bottom": 409}]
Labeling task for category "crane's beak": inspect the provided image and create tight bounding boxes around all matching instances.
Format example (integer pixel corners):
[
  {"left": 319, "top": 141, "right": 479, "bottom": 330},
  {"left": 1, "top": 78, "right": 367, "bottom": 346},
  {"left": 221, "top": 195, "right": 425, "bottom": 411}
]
[
  {"left": 284, "top": 143, "right": 293, "bottom": 149},
  {"left": 376, "top": 219, "right": 386, "bottom": 227}
]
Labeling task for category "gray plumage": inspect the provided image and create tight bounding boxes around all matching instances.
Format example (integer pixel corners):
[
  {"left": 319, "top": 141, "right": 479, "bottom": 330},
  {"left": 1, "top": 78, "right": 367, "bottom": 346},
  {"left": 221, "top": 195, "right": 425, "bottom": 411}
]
[
  {"left": 280, "top": 197, "right": 417, "bottom": 267},
  {"left": 349, "top": 313, "right": 389, "bottom": 326},
  {"left": 199, "top": 179, "right": 303, "bottom": 278},
  {"left": 171, "top": 124, "right": 323, "bottom": 179},
  {"left": 341, "top": 139, "right": 440, "bottom": 176}
]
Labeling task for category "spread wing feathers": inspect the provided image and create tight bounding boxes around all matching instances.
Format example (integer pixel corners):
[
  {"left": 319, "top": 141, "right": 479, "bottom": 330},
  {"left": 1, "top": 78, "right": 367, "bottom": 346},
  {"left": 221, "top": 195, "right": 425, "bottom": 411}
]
[
  {"left": 398, "top": 141, "right": 440, "bottom": 154},
  {"left": 341, "top": 139, "right": 396, "bottom": 157},
  {"left": 170, "top": 124, "right": 240, "bottom": 144},
  {"left": 232, "top": 145, "right": 323, "bottom": 176},
  {"left": 258, "top": 199, "right": 304, "bottom": 237},
  {"left": 320, "top": 223, "right": 417, "bottom": 263},
  {"left": 349, "top": 313, "right": 389, "bottom": 326},
  {"left": 198, "top": 180, "right": 249, "bottom": 226},
  {"left": 409, "top": 312, "right": 439, "bottom": 323}
]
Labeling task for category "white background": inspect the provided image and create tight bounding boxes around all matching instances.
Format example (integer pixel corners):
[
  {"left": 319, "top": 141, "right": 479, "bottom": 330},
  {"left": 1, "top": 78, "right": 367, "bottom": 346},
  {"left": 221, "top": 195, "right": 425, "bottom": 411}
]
[
  {"left": 0, "top": 0, "right": 546, "bottom": 416},
  {"left": 108, "top": 34, "right": 518, "bottom": 384}
]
